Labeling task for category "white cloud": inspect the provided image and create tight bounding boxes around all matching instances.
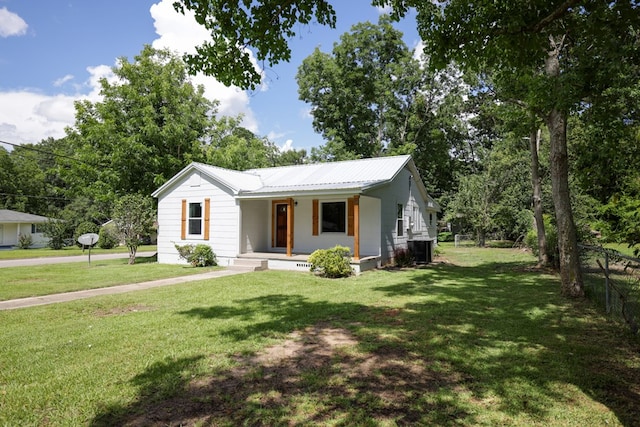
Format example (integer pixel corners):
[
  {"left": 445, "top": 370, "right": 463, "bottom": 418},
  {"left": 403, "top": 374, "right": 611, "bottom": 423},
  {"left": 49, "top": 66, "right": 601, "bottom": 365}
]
[
  {"left": 375, "top": 5, "right": 393, "bottom": 15},
  {"left": 280, "top": 139, "right": 293, "bottom": 152},
  {"left": 0, "top": 0, "right": 262, "bottom": 146},
  {"left": 53, "top": 74, "right": 74, "bottom": 87},
  {"left": 299, "top": 107, "right": 313, "bottom": 119},
  {"left": 0, "top": 91, "right": 75, "bottom": 144},
  {"left": 0, "top": 7, "right": 28, "bottom": 38},
  {"left": 150, "top": 0, "right": 259, "bottom": 132},
  {"left": 0, "top": 64, "right": 117, "bottom": 144}
]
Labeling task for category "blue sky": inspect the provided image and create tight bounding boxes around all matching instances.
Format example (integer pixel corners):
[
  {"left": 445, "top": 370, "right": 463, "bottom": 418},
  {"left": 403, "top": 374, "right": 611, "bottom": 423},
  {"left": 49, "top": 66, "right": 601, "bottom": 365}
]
[{"left": 0, "top": 1, "right": 421, "bottom": 153}]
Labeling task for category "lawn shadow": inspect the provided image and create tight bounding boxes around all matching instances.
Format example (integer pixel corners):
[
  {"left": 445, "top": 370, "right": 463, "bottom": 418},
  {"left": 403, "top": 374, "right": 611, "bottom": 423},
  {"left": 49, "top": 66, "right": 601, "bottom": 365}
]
[
  {"left": 373, "top": 261, "right": 640, "bottom": 426},
  {"left": 88, "top": 258, "right": 640, "bottom": 426},
  {"left": 90, "top": 293, "right": 477, "bottom": 425}
]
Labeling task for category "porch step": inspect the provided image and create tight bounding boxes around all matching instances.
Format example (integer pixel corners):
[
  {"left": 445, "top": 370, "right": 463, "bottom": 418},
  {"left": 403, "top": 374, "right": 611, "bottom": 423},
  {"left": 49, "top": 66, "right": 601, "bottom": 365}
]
[{"left": 230, "top": 258, "right": 268, "bottom": 271}]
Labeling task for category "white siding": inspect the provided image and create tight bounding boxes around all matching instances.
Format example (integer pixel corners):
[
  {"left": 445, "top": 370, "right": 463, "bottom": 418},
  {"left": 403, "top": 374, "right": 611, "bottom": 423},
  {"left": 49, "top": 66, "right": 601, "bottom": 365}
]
[
  {"left": 156, "top": 170, "right": 240, "bottom": 265},
  {"left": 240, "top": 200, "right": 269, "bottom": 252},
  {"left": 287, "top": 196, "right": 380, "bottom": 257},
  {"left": 0, "top": 223, "right": 48, "bottom": 248},
  {"left": 367, "top": 167, "right": 437, "bottom": 263}
]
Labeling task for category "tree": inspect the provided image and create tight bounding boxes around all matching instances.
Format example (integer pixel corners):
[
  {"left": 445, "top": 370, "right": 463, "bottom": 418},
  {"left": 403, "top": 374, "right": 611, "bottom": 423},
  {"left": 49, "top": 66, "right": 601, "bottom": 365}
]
[
  {"left": 297, "top": 16, "right": 417, "bottom": 159},
  {"left": 297, "top": 16, "right": 470, "bottom": 195},
  {"left": 171, "top": 0, "right": 640, "bottom": 297},
  {"left": 379, "top": 0, "right": 640, "bottom": 297},
  {"left": 112, "top": 194, "right": 155, "bottom": 264},
  {"left": 206, "top": 116, "right": 279, "bottom": 170},
  {"left": 445, "top": 172, "right": 495, "bottom": 247},
  {"left": 66, "top": 45, "right": 215, "bottom": 208},
  {"left": 173, "top": 0, "right": 337, "bottom": 89}
]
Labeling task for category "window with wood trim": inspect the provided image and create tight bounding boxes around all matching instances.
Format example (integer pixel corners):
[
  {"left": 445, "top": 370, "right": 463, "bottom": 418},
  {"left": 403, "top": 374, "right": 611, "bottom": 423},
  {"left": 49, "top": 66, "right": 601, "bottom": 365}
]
[{"left": 181, "top": 199, "right": 210, "bottom": 240}]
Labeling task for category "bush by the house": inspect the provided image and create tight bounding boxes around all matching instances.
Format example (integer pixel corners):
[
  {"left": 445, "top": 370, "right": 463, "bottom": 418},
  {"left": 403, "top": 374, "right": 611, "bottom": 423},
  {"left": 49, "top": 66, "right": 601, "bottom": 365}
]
[
  {"left": 175, "top": 243, "right": 218, "bottom": 267},
  {"left": 97, "top": 227, "right": 119, "bottom": 249},
  {"left": 17, "top": 233, "right": 32, "bottom": 249},
  {"left": 308, "top": 245, "right": 353, "bottom": 278},
  {"left": 393, "top": 247, "right": 414, "bottom": 268}
]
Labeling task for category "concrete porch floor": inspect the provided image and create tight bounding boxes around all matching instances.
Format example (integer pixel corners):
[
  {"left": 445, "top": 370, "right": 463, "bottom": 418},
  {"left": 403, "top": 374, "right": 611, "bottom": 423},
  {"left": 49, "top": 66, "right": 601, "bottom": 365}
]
[{"left": 236, "top": 252, "right": 382, "bottom": 274}]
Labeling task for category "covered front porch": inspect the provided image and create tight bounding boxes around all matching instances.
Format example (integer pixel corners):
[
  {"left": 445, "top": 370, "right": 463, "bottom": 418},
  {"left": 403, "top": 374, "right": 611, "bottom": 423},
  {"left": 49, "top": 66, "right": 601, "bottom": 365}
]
[
  {"left": 238, "top": 195, "right": 382, "bottom": 266},
  {"left": 236, "top": 251, "right": 381, "bottom": 274}
]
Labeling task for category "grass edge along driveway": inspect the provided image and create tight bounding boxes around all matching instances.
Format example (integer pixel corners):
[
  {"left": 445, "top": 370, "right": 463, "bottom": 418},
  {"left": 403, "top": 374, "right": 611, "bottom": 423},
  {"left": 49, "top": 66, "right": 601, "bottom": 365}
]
[
  {"left": 0, "top": 255, "right": 219, "bottom": 301},
  {"left": 1, "top": 246, "right": 639, "bottom": 426}
]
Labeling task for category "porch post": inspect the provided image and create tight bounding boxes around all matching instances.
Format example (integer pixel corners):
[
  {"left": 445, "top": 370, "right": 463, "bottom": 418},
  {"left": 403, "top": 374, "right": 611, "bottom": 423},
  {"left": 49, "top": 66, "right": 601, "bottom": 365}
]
[
  {"left": 354, "top": 195, "right": 360, "bottom": 260},
  {"left": 287, "top": 197, "right": 294, "bottom": 257}
]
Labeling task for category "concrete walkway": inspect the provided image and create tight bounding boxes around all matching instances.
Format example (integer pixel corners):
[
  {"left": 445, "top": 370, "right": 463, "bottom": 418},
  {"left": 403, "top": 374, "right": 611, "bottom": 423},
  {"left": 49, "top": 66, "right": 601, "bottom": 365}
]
[{"left": 0, "top": 268, "right": 249, "bottom": 310}]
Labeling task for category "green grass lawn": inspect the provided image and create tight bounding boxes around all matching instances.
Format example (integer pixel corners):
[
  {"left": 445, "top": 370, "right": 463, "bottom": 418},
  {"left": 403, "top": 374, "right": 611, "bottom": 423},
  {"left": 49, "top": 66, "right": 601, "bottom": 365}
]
[
  {"left": 0, "top": 255, "right": 219, "bottom": 301},
  {"left": 1, "top": 246, "right": 638, "bottom": 426},
  {"left": 0, "top": 245, "right": 157, "bottom": 260}
]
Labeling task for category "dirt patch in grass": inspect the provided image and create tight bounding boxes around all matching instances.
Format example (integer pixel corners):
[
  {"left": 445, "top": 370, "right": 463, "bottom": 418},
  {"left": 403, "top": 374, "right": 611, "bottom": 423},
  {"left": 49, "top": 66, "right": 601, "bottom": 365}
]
[
  {"left": 93, "top": 304, "right": 155, "bottom": 317},
  {"left": 107, "top": 322, "right": 465, "bottom": 426}
]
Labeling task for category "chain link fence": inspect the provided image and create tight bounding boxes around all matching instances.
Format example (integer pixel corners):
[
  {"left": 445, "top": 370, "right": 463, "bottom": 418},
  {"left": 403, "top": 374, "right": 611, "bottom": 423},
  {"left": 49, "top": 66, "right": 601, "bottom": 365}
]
[{"left": 580, "top": 245, "right": 640, "bottom": 334}]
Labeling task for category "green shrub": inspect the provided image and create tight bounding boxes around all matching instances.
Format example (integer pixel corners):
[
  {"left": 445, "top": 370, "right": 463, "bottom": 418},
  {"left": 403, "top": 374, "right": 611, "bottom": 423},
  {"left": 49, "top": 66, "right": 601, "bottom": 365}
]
[
  {"left": 97, "top": 227, "right": 119, "bottom": 249},
  {"left": 393, "top": 247, "right": 414, "bottom": 267},
  {"left": 175, "top": 243, "right": 217, "bottom": 267},
  {"left": 17, "top": 233, "right": 32, "bottom": 249},
  {"left": 308, "top": 245, "right": 353, "bottom": 278},
  {"left": 41, "top": 219, "right": 68, "bottom": 250},
  {"left": 438, "top": 231, "right": 453, "bottom": 242}
]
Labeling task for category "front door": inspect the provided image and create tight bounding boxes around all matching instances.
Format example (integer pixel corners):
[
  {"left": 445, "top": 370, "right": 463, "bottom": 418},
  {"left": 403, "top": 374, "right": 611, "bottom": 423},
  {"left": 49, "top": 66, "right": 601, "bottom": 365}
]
[{"left": 276, "top": 204, "right": 288, "bottom": 247}]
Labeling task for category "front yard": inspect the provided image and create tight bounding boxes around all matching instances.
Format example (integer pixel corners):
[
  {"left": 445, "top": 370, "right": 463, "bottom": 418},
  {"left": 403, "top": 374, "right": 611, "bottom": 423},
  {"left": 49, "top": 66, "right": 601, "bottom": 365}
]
[{"left": 1, "top": 246, "right": 638, "bottom": 425}]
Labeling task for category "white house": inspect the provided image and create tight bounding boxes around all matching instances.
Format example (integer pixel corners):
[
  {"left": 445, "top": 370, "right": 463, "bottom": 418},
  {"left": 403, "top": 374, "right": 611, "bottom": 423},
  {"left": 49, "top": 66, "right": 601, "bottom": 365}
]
[
  {"left": 152, "top": 155, "right": 440, "bottom": 273},
  {"left": 0, "top": 209, "right": 51, "bottom": 248}
]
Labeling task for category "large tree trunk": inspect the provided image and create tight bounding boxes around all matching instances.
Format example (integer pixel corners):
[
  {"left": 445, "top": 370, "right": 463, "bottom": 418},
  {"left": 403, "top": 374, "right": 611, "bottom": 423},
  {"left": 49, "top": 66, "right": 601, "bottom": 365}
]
[
  {"left": 529, "top": 124, "right": 549, "bottom": 267},
  {"left": 545, "top": 37, "right": 584, "bottom": 297}
]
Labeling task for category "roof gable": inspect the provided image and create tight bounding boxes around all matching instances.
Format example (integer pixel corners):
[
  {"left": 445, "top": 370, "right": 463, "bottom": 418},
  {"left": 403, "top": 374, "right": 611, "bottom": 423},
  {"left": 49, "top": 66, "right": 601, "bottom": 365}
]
[{"left": 151, "top": 162, "right": 262, "bottom": 197}]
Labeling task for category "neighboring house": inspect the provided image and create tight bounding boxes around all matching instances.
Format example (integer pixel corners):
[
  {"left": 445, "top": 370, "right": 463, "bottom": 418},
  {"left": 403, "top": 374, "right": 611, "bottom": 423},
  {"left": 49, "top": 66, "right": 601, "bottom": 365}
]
[
  {"left": 0, "top": 209, "right": 51, "bottom": 248},
  {"left": 152, "top": 155, "right": 440, "bottom": 273}
]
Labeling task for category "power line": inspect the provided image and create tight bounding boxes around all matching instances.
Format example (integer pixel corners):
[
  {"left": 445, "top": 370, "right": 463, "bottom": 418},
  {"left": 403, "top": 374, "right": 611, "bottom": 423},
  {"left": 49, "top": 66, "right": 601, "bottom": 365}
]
[
  {"left": 0, "top": 139, "right": 96, "bottom": 167},
  {"left": 0, "top": 192, "right": 71, "bottom": 202}
]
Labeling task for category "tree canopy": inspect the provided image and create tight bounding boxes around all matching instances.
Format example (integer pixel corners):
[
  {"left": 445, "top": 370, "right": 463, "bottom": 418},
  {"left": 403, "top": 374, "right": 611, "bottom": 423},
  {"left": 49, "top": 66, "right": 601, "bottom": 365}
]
[
  {"left": 65, "top": 45, "right": 214, "bottom": 207},
  {"left": 173, "top": 0, "right": 337, "bottom": 89}
]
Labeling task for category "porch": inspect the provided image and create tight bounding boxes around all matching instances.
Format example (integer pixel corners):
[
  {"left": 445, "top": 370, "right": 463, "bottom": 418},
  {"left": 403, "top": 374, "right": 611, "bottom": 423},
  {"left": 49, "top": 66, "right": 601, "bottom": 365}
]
[{"left": 235, "top": 251, "right": 381, "bottom": 275}]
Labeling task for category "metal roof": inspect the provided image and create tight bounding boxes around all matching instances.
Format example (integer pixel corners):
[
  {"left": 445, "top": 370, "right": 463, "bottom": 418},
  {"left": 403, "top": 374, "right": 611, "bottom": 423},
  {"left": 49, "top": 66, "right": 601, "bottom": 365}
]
[
  {"left": 152, "top": 155, "right": 440, "bottom": 210},
  {"left": 0, "top": 209, "right": 50, "bottom": 223},
  {"left": 245, "top": 155, "right": 411, "bottom": 195}
]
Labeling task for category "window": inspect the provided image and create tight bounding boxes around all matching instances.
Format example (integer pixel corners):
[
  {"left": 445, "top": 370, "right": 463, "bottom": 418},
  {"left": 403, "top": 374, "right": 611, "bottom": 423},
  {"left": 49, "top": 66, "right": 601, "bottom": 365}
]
[
  {"left": 397, "top": 204, "right": 404, "bottom": 237},
  {"left": 322, "top": 201, "right": 346, "bottom": 233},
  {"left": 413, "top": 207, "right": 420, "bottom": 231},
  {"left": 31, "top": 224, "right": 44, "bottom": 233},
  {"left": 188, "top": 202, "right": 203, "bottom": 235}
]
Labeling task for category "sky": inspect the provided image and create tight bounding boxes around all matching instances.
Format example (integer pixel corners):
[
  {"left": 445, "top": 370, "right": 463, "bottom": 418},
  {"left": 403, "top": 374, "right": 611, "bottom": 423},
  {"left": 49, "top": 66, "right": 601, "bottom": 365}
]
[{"left": 0, "top": 1, "right": 421, "bottom": 154}]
